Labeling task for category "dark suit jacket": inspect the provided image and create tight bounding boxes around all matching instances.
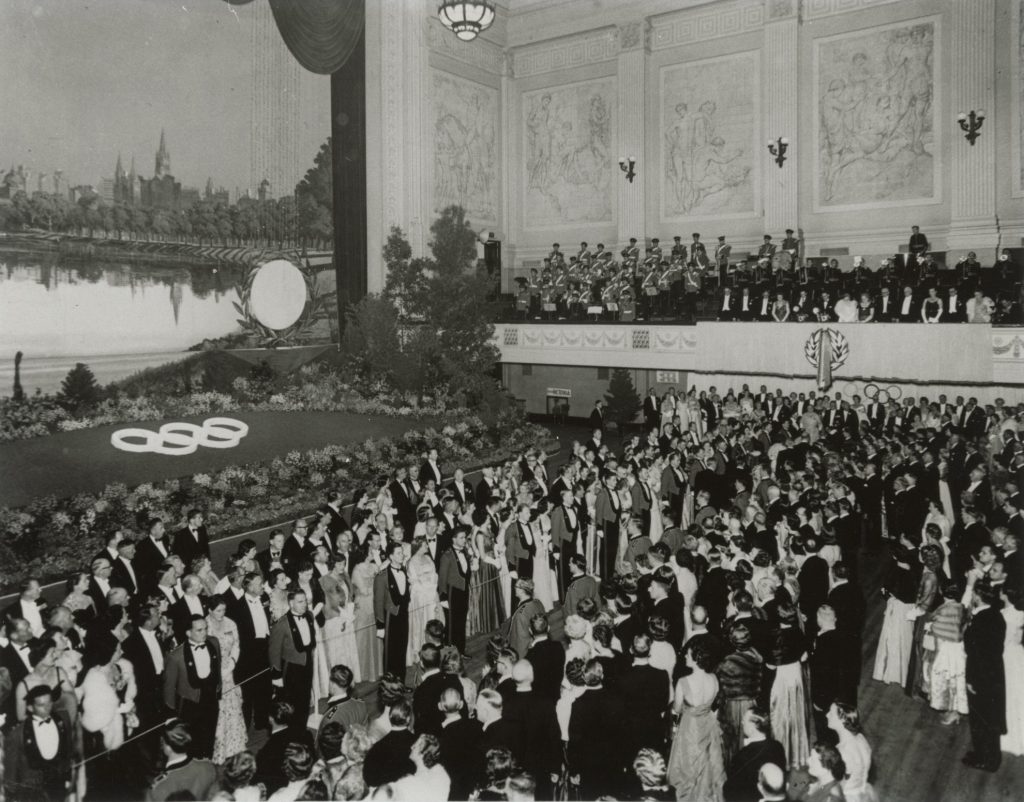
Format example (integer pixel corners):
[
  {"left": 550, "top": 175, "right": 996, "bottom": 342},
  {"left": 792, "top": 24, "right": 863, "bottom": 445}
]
[
  {"left": 170, "top": 596, "right": 208, "bottom": 642},
  {"left": 526, "top": 638, "right": 566, "bottom": 702},
  {"left": 568, "top": 687, "right": 626, "bottom": 784},
  {"left": 121, "top": 628, "right": 165, "bottom": 723},
  {"left": 723, "top": 738, "right": 787, "bottom": 802},
  {"left": 163, "top": 636, "right": 221, "bottom": 711},
  {"left": 438, "top": 549, "right": 470, "bottom": 600},
  {"left": 797, "top": 555, "right": 830, "bottom": 622},
  {"left": 809, "top": 628, "right": 853, "bottom": 710},
  {"left": 964, "top": 605, "right": 1007, "bottom": 732},
  {"left": 588, "top": 408, "right": 605, "bottom": 432},
  {"left": 281, "top": 534, "right": 313, "bottom": 577},
  {"left": 363, "top": 729, "right": 416, "bottom": 787},
  {"left": 3, "top": 710, "right": 74, "bottom": 798},
  {"left": 827, "top": 582, "right": 865, "bottom": 639},
  {"left": 255, "top": 727, "right": 314, "bottom": 793},
  {"left": 412, "top": 671, "right": 464, "bottom": 736},
  {"left": 256, "top": 547, "right": 285, "bottom": 577},
  {"left": 110, "top": 556, "right": 139, "bottom": 596},
  {"left": 615, "top": 663, "right": 669, "bottom": 751},
  {"left": 480, "top": 717, "right": 518, "bottom": 754},
  {"left": 440, "top": 717, "right": 484, "bottom": 800},
  {"left": 172, "top": 525, "right": 210, "bottom": 567},
  {"left": 133, "top": 537, "right": 171, "bottom": 590},
  {"left": 503, "top": 689, "right": 562, "bottom": 776},
  {"left": 226, "top": 593, "right": 272, "bottom": 679}
]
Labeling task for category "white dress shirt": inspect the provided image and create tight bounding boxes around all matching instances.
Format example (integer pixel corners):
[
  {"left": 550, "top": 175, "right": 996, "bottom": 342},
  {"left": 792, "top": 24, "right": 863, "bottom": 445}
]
[
  {"left": 149, "top": 537, "right": 168, "bottom": 558},
  {"left": 294, "top": 615, "right": 311, "bottom": 646},
  {"left": 190, "top": 641, "right": 211, "bottom": 679},
  {"left": 455, "top": 549, "right": 468, "bottom": 574},
  {"left": 246, "top": 594, "right": 270, "bottom": 638},
  {"left": 139, "top": 627, "right": 164, "bottom": 674},
  {"left": 117, "top": 557, "right": 138, "bottom": 590},
  {"left": 392, "top": 568, "right": 407, "bottom": 595},
  {"left": 32, "top": 716, "right": 59, "bottom": 760},
  {"left": 93, "top": 576, "right": 111, "bottom": 598},
  {"left": 184, "top": 595, "right": 204, "bottom": 617},
  {"left": 901, "top": 296, "right": 912, "bottom": 315},
  {"left": 13, "top": 642, "right": 32, "bottom": 671},
  {"left": 20, "top": 599, "right": 43, "bottom": 638}
]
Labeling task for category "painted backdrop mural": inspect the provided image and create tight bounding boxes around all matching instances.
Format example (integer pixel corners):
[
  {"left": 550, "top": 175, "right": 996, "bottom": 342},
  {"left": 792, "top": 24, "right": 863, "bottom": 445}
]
[
  {"left": 432, "top": 71, "right": 499, "bottom": 224},
  {"left": 660, "top": 52, "right": 758, "bottom": 220},
  {"left": 523, "top": 78, "right": 615, "bottom": 228},
  {"left": 816, "top": 19, "right": 936, "bottom": 208}
]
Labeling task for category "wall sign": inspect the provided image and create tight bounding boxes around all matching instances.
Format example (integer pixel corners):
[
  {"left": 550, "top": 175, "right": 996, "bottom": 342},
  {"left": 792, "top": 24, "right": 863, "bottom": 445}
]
[
  {"left": 546, "top": 387, "right": 572, "bottom": 398},
  {"left": 656, "top": 371, "right": 680, "bottom": 384}
]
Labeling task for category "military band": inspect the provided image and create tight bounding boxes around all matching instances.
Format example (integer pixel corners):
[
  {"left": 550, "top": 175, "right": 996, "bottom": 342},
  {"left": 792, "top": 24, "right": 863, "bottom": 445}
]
[{"left": 511, "top": 229, "right": 1020, "bottom": 323}]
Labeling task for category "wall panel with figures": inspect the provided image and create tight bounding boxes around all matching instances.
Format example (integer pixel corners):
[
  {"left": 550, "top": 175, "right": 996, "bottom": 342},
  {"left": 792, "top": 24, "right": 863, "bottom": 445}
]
[{"left": 367, "top": 0, "right": 1024, "bottom": 289}]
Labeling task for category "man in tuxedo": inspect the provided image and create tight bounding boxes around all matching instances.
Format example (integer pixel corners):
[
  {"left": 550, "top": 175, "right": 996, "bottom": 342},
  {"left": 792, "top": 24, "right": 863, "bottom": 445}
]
[
  {"left": 718, "top": 287, "right": 737, "bottom": 321},
  {"left": 589, "top": 400, "right": 606, "bottom": 433},
  {"left": 227, "top": 572, "right": 273, "bottom": 731},
  {"left": 421, "top": 446, "right": 443, "bottom": 487},
  {"left": 2, "top": 578, "right": 46, "bottom": 638},
  {"left": 109, "top": 537, "right": 140, "bottom": 597},
  {"left": 649, "top": 571, "right": 686, "bottom": 650},
  {"left": 134, "top": 518, "right": 171, "bottom": 591},
  {"left": 438, "top": 688, "right": 484, "bottom": 800},
  {"left": 438, "top": 528, "right": 471, "bottom": 652},
  {"left": 4, "top": 685, "right": 74, "bottom": 801},
  {"left": 163, "top": 615, "right": 221, "bottom": 758},
  {"left": 506, "top": 504, "right": 537, "bottom": 579},
  {"left": 963, "top": 583, "right": 1007, "bottom": 772},
  {"left": 269, "top": 588, "right": 317, "bottom": 727},
  {"left": 87, "top": 557, "right": 114, "bottom": 614},
  {"left": 503, "top": 660, "right": 562, "bottom": 800},
  {"left": 549, "top": 489, "right": 581, "bottom": 594},
  {"left": 616, "top": 634, "right": 669, "bottom": 756},
  {"left": 257, "top": 529, "right": 287, "bottom": 577},
  {"left": 809, "top": 605, "right": 852, "bottom": 740},
  {"left": 322, "top": 491, "right": 348, "bottom": 539},
  {"left": 1, "top": 617, "right": 35, "bottom": 722},
  {"left": 797, "top": 536, "right": 830, "bottom": 640},
  {"left": 722, "top": 707, "right": 787, "bottom": 802},
  {"left": 122, "top": 603, "right": 166, "bottom": 731},
  {"left": 827, "top": 562, "right": 865, "bottom": 694},
  {"left": 475, "top": 466, "right": 498, "bottom": 509},
  {"left": 255, "top": 701, "right": 313, "bottom": 793},
  {"left": 568, "top": 659, "right": 626, "bottom": 799},
  {"left": 385, "top": 467, "right": 415, "bottom": 537},
  {"left": 525, "top": 614, "right": 565, "bottom": 702},
  {"left": 643, "top": 388, "right": 660, "bottom": 431},
  {"left": 281, "top": 518, "right": 313, "bottom": 577},
  {"left": 594, "top": 474, "right": 621, "bottom": 578},
  {"left": 412, "top": 643, "right": 463, "bottom": 736},
  {"left": 897, "top": 285, "right": 917, "bottom": 323},
  {"left": 374, "top": 541, "right": 411, "bottom": 677},
  {"left": 170, "top": 575, "right": 208, "bottom": 641},
  {"left": 448, "top": 467, "right": 473, "bottom": 509},
  {"left": 172, "top": 509, "right": 209, "bottom": 568},
  {"left": 363, "top": 700, "right": 416, "bottom": 786},
  {"left": 476, "top": 689, "right": 517, "bottom": 754}
]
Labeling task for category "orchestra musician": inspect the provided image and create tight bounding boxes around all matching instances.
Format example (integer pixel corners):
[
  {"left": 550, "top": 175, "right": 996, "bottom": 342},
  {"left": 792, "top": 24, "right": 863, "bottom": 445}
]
[
  {"left": 648, "top": 238, "right": 663, "bottom": 265},
  {"left": 621, "top": 237, "right": 640, "bottom": 262},
  {"left": 577, "top": 241, "right": 592, "bottom": 264},
  {"left": 781, "top": 229, "right": 799, "bottom": 261},
  {"left": 641, "top": 263, "right": 660, "bottom": 320},
  {"left": 548, "top": 243, "right": 565, "bottom": 266},
  {"left": 757, "top": 234, "right": 776, "bottom": 261},
  {"left": 682, "top": 262, "right": 702, "bottom": 321},
  {"left": 527, "top": 267, "right": 541, "bottom": 319},
  {"left": 689, "top": 233, "right": 710, "bottom": 269},
  {"left": 671, "top": 236, "right": 687, "bottom": 262},
  {"left": 715, "top": 235, "right": 732, "bottom": 284}
]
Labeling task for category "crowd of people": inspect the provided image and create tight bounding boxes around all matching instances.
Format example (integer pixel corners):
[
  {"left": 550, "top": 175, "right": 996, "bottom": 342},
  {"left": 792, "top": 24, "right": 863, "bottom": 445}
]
[
  {"left": 510, "top": 227, "right": 1022, "bottom": 325},
  {"left": 1, "top": 382, "right": 1022, "bottom": 802}
]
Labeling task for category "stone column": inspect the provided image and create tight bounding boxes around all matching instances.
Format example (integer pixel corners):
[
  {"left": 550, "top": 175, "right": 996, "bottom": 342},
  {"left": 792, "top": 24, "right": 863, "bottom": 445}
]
[
  {"left": 762, "top": 0, "right": 799, "bottom": 237},
  {"left": 947, "top": 0, "right": 998, "bottom": 253},
  {"left": 616, "top": 20, "right": 647, "bottom": 247},
  {"left": 500, "top": 51, "right": 517, "bottom": 293}
]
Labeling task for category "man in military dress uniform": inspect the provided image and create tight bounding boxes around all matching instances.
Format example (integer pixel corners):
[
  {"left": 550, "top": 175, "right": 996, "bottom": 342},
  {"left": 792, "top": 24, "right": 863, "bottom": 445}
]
[
  {"left": 317, "top": 664, "right": 369, "bottom": 747},
  {"left": 163, "top": 615, "right": 221, "bottom": 758},
  {"left": 146, "top": 720, "right": 218, "bottom": 802}
]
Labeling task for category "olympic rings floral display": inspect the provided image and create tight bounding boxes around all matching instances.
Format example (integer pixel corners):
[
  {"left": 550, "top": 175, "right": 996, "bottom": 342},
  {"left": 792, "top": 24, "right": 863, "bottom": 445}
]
[{"left": 110, "top": 417, "right": 250, "bottom": 456}]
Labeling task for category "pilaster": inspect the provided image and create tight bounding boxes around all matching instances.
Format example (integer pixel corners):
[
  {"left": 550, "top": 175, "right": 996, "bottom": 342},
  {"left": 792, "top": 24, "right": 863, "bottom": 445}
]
[
  {"left": 947, "top": 0, "right": 998, "bottom": 254},
  {"left": 616, "top": 20, "right": 647, "bottom": 246},
  {"left": 762, "top": 0, "right": 799, "bottom": 235}
]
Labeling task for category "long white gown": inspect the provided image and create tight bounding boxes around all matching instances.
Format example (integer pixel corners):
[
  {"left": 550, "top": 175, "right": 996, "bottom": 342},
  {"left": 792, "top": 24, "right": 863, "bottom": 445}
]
[
  {"left": 1001, "top": 605, "right": 1024, "bottom": 756},
  {"left": 532, "top": 519, "right": 559, "bottom": 612}
]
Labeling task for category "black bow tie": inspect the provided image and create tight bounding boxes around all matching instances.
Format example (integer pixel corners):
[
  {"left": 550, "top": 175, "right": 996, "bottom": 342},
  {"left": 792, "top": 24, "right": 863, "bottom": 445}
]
[
  {"left": 16, "top": 644, "right": 29, "bottom": 653},
  {"left": 191, "top": 643, "right": 207, "bottom": 651},
  {"left": 34, "top": 717, "right": 52, "bottom": 725},
  {"left": 271, "top": 551, "right": 280, "bottom": 559}
]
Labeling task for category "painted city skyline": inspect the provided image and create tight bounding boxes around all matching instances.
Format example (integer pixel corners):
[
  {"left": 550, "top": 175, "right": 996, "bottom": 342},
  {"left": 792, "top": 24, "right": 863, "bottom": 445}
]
[{"left": 0, "top": 0, "right": 330, "bottom": 198}]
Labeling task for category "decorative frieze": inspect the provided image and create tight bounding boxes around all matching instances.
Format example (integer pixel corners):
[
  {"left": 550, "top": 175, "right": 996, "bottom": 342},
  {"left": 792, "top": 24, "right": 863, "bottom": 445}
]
[
  {"left": 512, "top": 29, "right": 619, "bottom": 78},
  {"left": 426, "top": 18, "right": 504, "bottom": 75},
  {"left": 803, "top": 0, "right": 900, "bottom": 21},
  {"left": 649, "top": 0, "right": 764, "bottom": 52}
]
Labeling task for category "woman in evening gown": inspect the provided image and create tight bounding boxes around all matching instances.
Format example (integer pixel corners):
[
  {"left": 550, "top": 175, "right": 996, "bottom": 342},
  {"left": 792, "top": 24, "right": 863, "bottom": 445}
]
[
  {"left": 904, "top": 544, "right": 943, "bottom": 700},
  {"left": 469, "top": 525, "right": 505, "bottom": 637},
  {"left": 206, "top": 596, "right": 247, "bottom": 763},
  {"left": 667, "top": 638, "right": 726, "bottom": 802},
  {"left": 871, "top": 543, "right": 918, "bottom": 686},
  {"left": 350, "top": 548, "right": 383, "bottom": 684},
  {"left": 531, "top": 500, "right": 559, "bottom": 612},
  {"left": 827, "top": 703, "right": 875, "bottom": 802},
  {"left": 318, "top": 558, "right": 361, "bottom": 691},
  {"left": 407, "top": 536, "right": 445, "bottom": 662},
  {"left": 767, "top": 604, "right": 810, "bottom": 770}
]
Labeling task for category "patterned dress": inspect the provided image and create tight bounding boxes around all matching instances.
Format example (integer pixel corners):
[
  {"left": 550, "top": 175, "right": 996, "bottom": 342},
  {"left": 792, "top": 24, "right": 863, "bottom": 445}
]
[{"left": 207, "top": 616, "right": 248, "bottom": 763}]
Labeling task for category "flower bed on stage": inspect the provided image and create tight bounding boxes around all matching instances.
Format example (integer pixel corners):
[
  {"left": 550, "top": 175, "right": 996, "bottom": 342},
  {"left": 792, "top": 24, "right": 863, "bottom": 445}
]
[
  {"left": 0, "top": 411, "right": 554, "bottom": 590},
  {"left": 1, "top": 363, "right": 461, "bottom": 443}
]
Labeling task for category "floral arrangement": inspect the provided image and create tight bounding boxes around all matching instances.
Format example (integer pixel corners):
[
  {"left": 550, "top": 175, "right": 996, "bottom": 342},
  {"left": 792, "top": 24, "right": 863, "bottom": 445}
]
[
  {"left": 1, "top": 363, "right": 464, "bottom": 442},
  {"left": 0, "top": 415, "right": 555, "bottom": 590}
]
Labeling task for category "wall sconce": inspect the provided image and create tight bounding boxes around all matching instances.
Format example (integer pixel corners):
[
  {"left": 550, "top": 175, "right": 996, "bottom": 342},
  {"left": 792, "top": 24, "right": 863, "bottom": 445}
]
[
  {"left": 618, "top": 155, "right": 636, "bottom": 183},
  {"left": 957, "top": 110, "right": 985, "bottom": 145},
  {"left": 767, "top": 137, "right": 789, "bottom": 168}
]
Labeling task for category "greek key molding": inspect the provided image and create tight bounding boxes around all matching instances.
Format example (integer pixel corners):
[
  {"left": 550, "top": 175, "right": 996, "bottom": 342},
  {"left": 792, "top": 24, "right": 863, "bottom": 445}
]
[
  {"left": 498, "top": 325, "right": 698, "bottom": 354},
  {"left": 512, "top": 29, "right": 619, "bottom": 78},
  {"left": 650, "top": 0, "right": 764, "bottom": 52},
  {"left": 803, "top": 0, "right": 900, "bottom": 21},
  {"left": 426, "top": 18, "right": 504, "bottom": 75}
]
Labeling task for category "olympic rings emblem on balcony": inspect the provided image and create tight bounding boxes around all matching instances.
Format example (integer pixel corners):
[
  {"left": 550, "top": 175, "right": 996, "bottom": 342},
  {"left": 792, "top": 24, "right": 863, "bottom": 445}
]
[{"left": 110, "top": 417, "right": 249, "bottom": 456}]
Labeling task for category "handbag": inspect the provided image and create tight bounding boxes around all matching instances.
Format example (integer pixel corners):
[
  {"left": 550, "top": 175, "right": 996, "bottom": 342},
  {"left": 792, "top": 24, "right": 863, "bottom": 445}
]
[{"left": 922, "top": 633, "right": 936, "bottom": 651}]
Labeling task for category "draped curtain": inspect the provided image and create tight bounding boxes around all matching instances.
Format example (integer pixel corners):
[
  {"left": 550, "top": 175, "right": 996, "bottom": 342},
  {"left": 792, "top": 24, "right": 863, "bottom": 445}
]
[{"left": 224, "top": 0, "right": 364, "bottom": 75}]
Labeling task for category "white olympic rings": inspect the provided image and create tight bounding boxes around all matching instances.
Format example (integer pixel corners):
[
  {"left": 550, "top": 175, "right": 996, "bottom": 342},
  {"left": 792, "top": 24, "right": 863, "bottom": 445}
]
[{"left": 110, "top": 417, "right": 249, "bottom": 456}]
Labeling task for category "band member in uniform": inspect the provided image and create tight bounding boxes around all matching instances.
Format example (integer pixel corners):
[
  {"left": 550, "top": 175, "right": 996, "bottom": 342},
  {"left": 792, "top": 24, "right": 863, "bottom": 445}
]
[
  {"left": 622, "top": 237, "right": 640, "bottom": 262},
  {"left": 682, "top": 261, "right": 702, "bottom": 321},
  {"left": 506, "top": 504, "right": 537, "bottom": 579},
  {"left": 671, "top": 236, "right": 687, "bottom": 262},
  {"left": 689, "top": 233, "right": 709, "bottom": 269},
  {"left": 506, "top": 579, "right": 545, "bottom": 659},
  {"left": 641, "top": 262, "right": 660, "bottom": 320},
  {"left": 781, "top": 229, "right": 799, "bottom": 262},
  {"left": 577, "top": 241, "right": 592, "bottom": 264},
  {"left": 548, "top": 243, "right": 564, "bottom": 266},
  {"left": 908, "top": 225, "right": 929, "bottom": 271},
  {"left": 648, "top": 238, "right": 663, "bottom": 264},
  {"left": 269, "top": 589, "right": 317, "bottom": 727},
  {"left": 594, "top": 474, "right": 622, "bottom": 578},
  {"left": 715, "top": 235, "right": 732, "bottom": 284},
  {"left": 527, "top": 267, "right": 541, "bottom": 319},
  {"left": 757, "top": 234, "right": 776, "bottom": 261}
]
